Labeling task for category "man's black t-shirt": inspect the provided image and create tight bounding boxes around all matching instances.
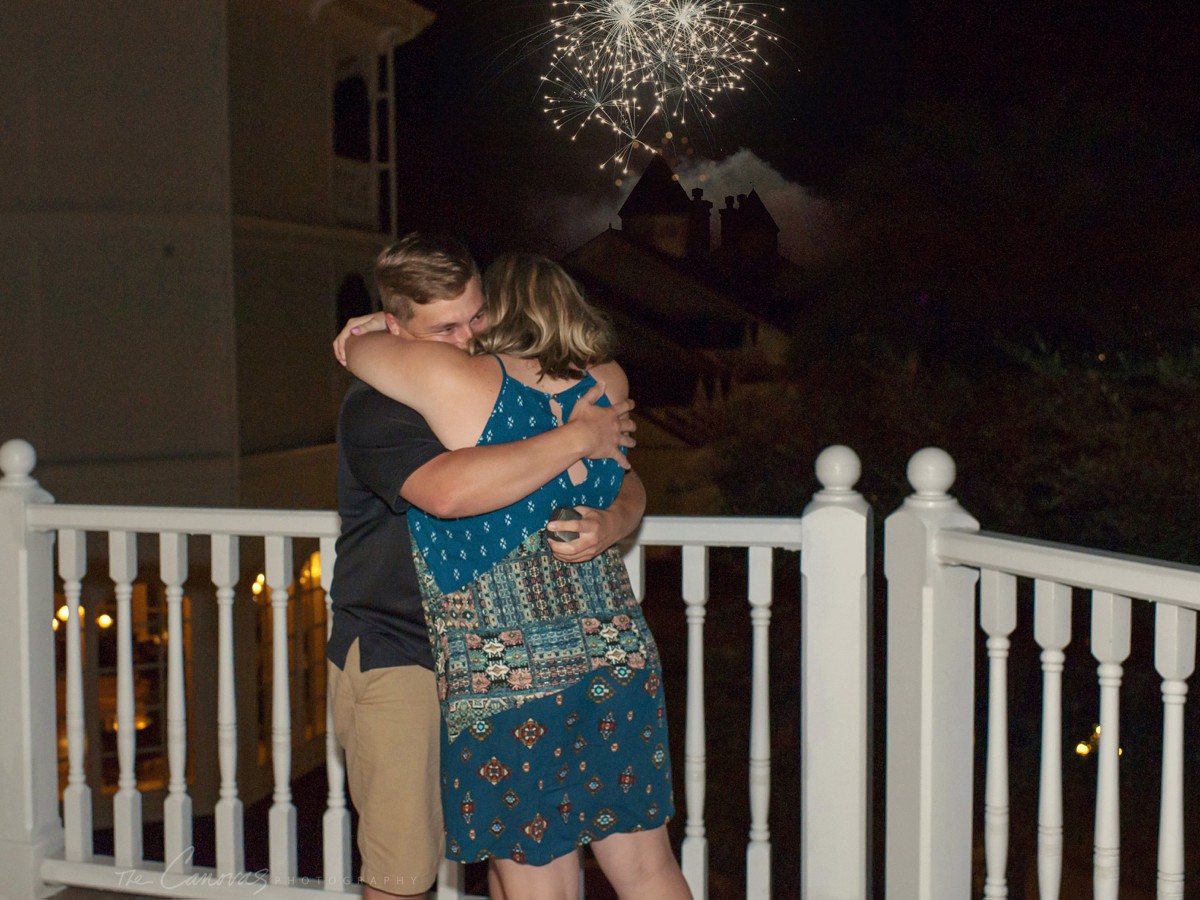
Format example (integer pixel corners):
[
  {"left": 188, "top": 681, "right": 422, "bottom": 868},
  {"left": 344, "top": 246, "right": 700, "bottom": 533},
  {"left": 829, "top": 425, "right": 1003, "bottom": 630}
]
[{"left": 327, "top": 379, "right": 446, "bottom": 672}]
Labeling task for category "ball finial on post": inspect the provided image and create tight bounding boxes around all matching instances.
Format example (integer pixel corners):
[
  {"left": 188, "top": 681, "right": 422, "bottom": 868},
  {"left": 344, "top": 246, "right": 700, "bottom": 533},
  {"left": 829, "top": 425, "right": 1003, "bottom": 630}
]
[
  {"left": 815, "top": 444, "right": 862, "bottom": 494},
  {"left": 0, "top": 439, "right": 37, "bottom": 484},
  {"left": 906, "top": 447, "right": 956, "bottom": 498}
]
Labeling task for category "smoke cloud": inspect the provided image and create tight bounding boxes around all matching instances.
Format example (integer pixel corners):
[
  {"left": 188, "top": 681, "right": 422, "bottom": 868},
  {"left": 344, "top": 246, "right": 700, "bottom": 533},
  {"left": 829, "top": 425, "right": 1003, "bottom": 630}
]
[
  {"left": 676, "top": 149, "right": 841, "bottom": 264},
  {"left": 540, "top": 148, "right": 841, "bottom": 264}
]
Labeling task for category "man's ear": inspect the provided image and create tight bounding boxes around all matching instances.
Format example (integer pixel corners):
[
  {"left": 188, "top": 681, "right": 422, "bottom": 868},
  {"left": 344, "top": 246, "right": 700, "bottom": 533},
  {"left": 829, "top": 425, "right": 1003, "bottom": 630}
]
[{"left": 384, "top": 313, "right": 405, "bottom": 336}]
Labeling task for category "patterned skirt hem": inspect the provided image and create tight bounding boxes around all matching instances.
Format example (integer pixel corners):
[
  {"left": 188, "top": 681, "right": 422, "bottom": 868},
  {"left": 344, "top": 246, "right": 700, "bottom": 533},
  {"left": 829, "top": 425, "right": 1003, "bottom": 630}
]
[
  {"left": 446, "top": 814, "right": 675, "bottom": 868},
  {"left": 441, "top": 667, "right": 676, "bottom": 869}
]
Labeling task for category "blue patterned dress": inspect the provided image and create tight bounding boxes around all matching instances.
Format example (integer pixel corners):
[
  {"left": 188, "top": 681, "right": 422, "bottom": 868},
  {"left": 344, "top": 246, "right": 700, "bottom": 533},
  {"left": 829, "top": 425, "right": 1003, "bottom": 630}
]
[{"left": 408, "top": 358, "right": 674, "bottom": 865}]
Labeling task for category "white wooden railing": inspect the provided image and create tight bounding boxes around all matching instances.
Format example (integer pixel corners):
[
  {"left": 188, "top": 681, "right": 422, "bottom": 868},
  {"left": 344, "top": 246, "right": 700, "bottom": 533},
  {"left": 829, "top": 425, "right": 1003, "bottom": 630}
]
[
  {"left": 0, "top": 439, "right": 872, "bottom": 900},
  {"left": 15, "top": 436, "right": 1195, "bottom": 900},
  {"left": 886, "top": 447, "right": 1200, "bottom": 900}
]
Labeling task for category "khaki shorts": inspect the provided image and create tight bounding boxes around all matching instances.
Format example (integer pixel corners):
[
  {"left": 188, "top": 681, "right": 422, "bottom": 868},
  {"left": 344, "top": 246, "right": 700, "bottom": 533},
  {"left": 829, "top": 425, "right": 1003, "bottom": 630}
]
[{"left": 329, "top": 640, "right": 443, "bottom": 895}]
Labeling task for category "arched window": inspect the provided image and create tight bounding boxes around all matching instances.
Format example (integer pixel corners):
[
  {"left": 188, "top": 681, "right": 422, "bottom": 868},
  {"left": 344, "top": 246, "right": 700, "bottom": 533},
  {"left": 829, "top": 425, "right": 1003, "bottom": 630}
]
[{"left": 333, "top": 75, "right": 370, "bottom": 162}]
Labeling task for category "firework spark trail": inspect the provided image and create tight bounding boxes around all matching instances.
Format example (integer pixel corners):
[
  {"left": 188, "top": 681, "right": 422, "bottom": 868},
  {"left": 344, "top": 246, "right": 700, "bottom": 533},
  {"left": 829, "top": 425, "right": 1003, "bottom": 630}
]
[{"left": 535, "top": 0, "right": 787, "bottom": 170}]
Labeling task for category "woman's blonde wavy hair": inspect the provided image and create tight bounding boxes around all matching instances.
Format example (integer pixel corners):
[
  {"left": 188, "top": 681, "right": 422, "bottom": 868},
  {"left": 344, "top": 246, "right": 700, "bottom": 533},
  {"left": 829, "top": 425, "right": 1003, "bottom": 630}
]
[{"left": 476, "top": 253, "right": 615, "bottom": 380}]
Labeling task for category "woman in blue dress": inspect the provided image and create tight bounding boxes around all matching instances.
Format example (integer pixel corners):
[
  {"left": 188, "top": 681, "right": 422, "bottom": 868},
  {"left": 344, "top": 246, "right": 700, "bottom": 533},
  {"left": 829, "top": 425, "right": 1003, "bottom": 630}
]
[{"left": 344, "top": 253, "right": 690, "bottom": 900}]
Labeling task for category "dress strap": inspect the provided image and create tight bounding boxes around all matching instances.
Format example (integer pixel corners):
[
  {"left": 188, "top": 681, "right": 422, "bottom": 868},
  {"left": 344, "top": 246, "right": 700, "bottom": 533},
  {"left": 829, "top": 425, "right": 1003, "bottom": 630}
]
[{"left": 491, "top": 354, "right": 508, "bottom": 375}]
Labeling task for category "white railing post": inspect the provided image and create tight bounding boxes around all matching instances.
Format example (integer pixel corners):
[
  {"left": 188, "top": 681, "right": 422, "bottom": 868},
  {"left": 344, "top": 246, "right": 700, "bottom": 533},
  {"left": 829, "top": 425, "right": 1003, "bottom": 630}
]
[
  {"left": 745, "top": 543, "right": 773, "bottom": 900},
  {"left": 265, "top": 535, "right": 298, "bottom": 884},
  {"left": 1033, "top": 579, "right": 1071, "bottom": 900},
  {"left": 320, "top": 535, "right": 352, "bottom": 892},
  {"left": 211, "top": 533, "right": 245, "bottom": 877},
  {"left": 1090, "top": 591, "right": 1130, "bottom": 900},
  {"left": 59, "top": 529, "right": 92, "bottom": 862},
  {"left": 800, "top": 445, "right": 871, "bottom": 900},
  {"left": 110, "top": 528, "right": 143, "bottom": 868},
  {"left": 1155, "top": 603, "right": 1195, "bottom": 899},
  {"left": 680, "top": 544, "right": 709, "bottom": 899},
  {"left": 161, "top": 532, "right": 192, "bottom": 875},
  {"left": 0, "top": 439, "right": 65, "bottom": 899},
  {"left": 980, "top": 570, "right": 1017, "bottom": 899},
  {"left": 884, "top": 447, "right": 979, "bottom": 900}
]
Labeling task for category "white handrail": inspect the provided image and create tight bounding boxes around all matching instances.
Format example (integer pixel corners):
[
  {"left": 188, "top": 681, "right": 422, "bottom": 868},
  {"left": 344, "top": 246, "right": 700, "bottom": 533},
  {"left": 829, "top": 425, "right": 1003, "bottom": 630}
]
[
  {"left": 27, "top": 504, "right": 340, "bottom": 538},
  {"left": 27, "top": 506, "right": 801, "bottom": 549},
  {"left": 633, "top": 515, "right": 803, "bottom": 549},
  {"left": 937, "top": 529, "right": 1200, "bottom": 608}
]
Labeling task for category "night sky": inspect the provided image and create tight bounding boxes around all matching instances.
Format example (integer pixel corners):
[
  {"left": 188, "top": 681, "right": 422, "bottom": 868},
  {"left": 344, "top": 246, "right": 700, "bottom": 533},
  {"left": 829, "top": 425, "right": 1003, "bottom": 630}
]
[
  {"left": 389, "top": 1, "right": 1200, "bottom": 263},
  {"left": 390, "top": 0, "right": 905, "bottom": 258}
]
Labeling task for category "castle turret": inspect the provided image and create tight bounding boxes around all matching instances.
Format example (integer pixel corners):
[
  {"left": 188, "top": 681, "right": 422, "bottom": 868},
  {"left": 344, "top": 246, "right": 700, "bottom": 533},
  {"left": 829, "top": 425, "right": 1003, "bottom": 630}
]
[
  {"left": 719, "top": 190, "right": 780, "bottom": 262},
  {"left": 618, "top": 155, "right": 693, "bottom": 258},
  {"left": 687, "top": 188, "right": 713, "bottom": 259}
]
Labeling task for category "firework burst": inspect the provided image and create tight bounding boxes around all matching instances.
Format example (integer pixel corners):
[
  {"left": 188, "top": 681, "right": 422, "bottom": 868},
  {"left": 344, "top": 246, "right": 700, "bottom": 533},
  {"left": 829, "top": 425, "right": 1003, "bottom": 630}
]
[{"left": 536, "top": 0, "right": 787, "bottom": 171}]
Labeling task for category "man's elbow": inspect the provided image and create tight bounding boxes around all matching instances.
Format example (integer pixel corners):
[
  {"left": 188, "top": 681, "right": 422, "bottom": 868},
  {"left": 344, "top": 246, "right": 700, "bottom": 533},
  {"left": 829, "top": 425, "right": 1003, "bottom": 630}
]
[{"left": 416, "top": 484, "right": 475, "bottom": 519}]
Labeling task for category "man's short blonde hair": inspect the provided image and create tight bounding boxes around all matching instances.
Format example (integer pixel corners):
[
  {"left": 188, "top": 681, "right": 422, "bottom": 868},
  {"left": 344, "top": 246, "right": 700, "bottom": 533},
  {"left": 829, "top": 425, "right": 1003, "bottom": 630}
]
[{"left": 375, "top": 232, "right": 480, "bottom": 321}]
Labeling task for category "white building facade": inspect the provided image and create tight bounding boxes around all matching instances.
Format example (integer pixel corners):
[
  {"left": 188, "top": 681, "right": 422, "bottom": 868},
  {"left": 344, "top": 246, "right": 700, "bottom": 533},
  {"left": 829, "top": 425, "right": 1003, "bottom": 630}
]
[
  {"left": 0, "top": 0, "right": 432, "bottom": 510},
  {"left": 0, "top": 0, "right": 433, "bottom": 830}
]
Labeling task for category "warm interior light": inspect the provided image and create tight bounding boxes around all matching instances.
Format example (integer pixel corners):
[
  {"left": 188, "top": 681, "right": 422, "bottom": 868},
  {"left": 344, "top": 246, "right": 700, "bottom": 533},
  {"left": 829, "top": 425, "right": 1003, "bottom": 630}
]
[
  {"left": 97, "top": 614, "right": 113, "bottom": 628},
  {"left": 56, "top": 605, "right": 69, "bottom": 622},
  {"left": 113, "top": 715, "right": 152, "bottom": 732},
  {"left": 1075, "top": 742, "right": 1091, "bottom": 757}
]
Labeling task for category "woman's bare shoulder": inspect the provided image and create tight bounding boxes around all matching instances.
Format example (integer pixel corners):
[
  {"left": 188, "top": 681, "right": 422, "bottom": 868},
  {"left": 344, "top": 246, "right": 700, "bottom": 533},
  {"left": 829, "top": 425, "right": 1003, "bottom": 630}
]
[{"left": 589, "top": 360, "right": 629, "bottom": 402}]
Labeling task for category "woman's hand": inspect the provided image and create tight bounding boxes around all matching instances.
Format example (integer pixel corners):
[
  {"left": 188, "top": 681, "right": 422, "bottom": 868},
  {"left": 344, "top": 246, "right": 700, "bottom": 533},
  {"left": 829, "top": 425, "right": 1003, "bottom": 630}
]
[
  {"left": 332, "top": 311, "right": 389, "bottom": 366},
  {"left": 546, "top": 506, "right": 621, "bottom": 563},
  {"left": 565, "top": 382, "right": 635, "bottom": 469}
]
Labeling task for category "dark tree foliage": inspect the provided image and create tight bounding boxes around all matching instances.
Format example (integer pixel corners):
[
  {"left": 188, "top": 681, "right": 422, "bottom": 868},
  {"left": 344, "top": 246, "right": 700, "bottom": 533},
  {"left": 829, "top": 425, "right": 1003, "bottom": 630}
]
[{"left": 714, "top": 344, "right": 1200, "bottom": 565}]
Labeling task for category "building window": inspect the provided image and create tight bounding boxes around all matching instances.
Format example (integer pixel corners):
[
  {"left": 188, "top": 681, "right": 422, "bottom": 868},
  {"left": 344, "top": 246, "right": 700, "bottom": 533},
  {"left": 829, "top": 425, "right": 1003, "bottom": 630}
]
[
  {"left": 331, "top": 54, "right": 395, "bottom": 235},
  {"left": 333, "top": 75, "right": 370, "bottom": 162}
]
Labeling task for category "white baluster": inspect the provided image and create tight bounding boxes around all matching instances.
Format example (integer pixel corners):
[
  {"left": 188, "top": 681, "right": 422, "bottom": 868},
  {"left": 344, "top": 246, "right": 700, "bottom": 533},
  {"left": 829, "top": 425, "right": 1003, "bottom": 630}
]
[
  {"left": 320, "top": 535, "right": 352, "bottom": 891},
  {"left": 680, "top": 544, "right": 709, "bottom": 899},
  {"left": 1034, "top": 579, "right": 1071, "bottom": 900},
  {"left": 59, "top": 528, "right": 92, "bottom": 861},
  {"left": 110, "top": 530, "right": 143, "bottom": 867},
  {"left": 266, "top": 535, "right": 298, "bottom": 883},
  {"left": 1091, "top": 591, "right": 1130, "bottom": 900},
  {"left": 980, "top": 569, "right": 1016, "bottom": 900},
  {"left": 437, "top": 858, "right": 467, "bottom": 900},
  {"left": 1155, "top": 603, "right": 1195, "bottom": 899},
  {"left": 161, "top": 532, "right": 192, "bottom": 874},
  {"left": 746, "top": 545, "right": 772, "bottom": 899},
  {"left": 211, "top": 534, "right": 245, "bottom": 876}
]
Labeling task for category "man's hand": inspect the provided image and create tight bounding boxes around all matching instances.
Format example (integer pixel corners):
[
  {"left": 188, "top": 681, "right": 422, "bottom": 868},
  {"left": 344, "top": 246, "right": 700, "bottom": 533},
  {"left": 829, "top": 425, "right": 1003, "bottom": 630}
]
[
  {"left": 566, "top": 382, "right": 636, "bottom": 469},
  {"left": 333, "top": 311, "right": 389, "bottom": 367}
]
